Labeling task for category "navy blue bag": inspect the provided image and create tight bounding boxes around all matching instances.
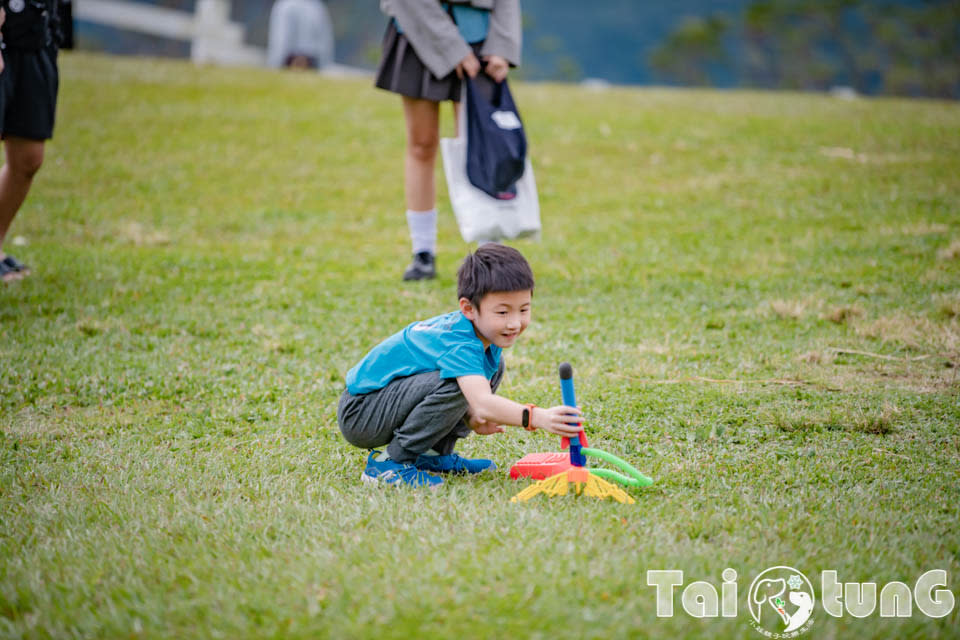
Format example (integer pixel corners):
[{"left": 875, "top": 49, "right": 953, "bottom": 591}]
[{"left": 465, "top": 76, "right": 527, "bottom": 200}]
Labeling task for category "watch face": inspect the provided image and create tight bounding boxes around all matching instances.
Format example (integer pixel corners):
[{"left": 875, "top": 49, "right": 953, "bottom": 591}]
[{"left": 9, "top": 0, "right": 26, "bottom": 13}]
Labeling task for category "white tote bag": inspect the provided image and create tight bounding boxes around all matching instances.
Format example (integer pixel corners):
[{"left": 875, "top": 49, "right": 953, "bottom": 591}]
[{"left": 440, "top": 88, "right": 541, "bottom": 244}]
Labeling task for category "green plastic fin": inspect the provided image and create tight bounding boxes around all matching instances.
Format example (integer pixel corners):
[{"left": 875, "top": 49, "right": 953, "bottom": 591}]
[{"left": 581, "top": 447, "right": 654, "bottom": 487}]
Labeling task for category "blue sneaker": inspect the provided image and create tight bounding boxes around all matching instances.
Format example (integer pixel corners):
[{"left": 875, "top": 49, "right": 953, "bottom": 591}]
[
  {"left": 414, "top": 453, "right": 497, "bottom": 475},
  {"left": 361, "top": 451, "right": 443, "bottom": 489}
]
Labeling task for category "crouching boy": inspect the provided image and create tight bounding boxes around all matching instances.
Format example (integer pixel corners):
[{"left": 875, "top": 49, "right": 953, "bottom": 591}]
[{"left": 337, "top": 244, "right": 583, "bottom": 488}]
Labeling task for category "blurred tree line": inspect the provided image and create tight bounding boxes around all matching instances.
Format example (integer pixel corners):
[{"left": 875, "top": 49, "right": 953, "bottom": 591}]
[
  {"left": 649, "top": 0, "right": 960, "bottom": 99},
  {"left": 78, "top": 0, "right": 756, "bottom": 85},
  {"left": 78, "top": 1, "right": 957, "bottom": 99}
]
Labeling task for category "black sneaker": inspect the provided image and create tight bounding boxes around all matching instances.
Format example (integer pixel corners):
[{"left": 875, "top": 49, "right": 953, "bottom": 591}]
[
  {"left": 403, "top": 251, "right": 436, "bottom": 281},
  {"left": 2, "top": 255, "right": 30, "bottom": 276},
  {"left": 1, "top": 255, "right": 29, "bottom": 282}
]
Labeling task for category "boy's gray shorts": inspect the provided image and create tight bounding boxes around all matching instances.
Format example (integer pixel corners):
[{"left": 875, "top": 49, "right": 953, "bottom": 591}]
[{"left": 337, "top": 361, "right": 504, "bottom": 463}]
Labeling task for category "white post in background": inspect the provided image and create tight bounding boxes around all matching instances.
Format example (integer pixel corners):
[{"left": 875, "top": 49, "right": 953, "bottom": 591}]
[
  {"left": 191, "top": 0, "right": 264, "bottom": 66},
  {"left": 75, "top": 0, "right": 265, "bottom": 67}
]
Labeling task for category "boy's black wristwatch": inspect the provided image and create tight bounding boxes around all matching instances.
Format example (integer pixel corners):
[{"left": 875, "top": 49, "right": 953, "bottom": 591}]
[{"left": 521, "top": 404, "right": 537, "bottom": 431}]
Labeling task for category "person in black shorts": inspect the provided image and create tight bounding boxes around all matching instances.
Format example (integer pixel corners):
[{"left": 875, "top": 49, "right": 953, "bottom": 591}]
[{"left": 0, "top": 0, "right": 60, "bottom": 282}]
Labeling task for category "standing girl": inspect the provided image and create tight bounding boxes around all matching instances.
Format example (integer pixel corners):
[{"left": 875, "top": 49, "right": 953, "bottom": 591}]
[{"left": 376, "top": 0, "right": 521, "bottom": 280}]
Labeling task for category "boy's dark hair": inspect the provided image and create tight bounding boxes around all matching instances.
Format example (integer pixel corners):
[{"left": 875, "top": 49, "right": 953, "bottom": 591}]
[{"left": 457, "top": 244, "right": 535, "bottom": 308}]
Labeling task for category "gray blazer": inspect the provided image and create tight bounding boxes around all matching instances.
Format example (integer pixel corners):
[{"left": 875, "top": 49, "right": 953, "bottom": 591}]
[{"left": 380, "top": 0, "right": 521, "bottom": 80}]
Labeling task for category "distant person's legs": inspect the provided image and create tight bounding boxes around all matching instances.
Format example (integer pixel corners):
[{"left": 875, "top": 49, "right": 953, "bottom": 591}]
[
  {"left": 0, "top": 137, "right": 44, "bottom": 282},
  {"left": 283, "top": 54, "right": 317, "bottom": 70},
  {"left": 401, "top": 95, "right": 440, "bottom": 281}
]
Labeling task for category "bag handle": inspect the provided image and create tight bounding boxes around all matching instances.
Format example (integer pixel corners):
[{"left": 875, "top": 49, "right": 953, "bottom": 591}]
[
  {"left": 460, "top": 74, "right": 513, "bottom": 141},
  {"left": 457, "top": 82, "right": 468, "bottom": 141}
]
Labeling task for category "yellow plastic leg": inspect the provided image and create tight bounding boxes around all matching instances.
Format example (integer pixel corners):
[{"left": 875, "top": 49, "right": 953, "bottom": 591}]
[
  {"left": 510, "top": 469, "right": 636, "bottom": 504},
  {"left": 510, "top": 470, "right": 570, "bottom": 502},
  {"left": 583, "top": 474, "right": 635, "bottom": 504}
]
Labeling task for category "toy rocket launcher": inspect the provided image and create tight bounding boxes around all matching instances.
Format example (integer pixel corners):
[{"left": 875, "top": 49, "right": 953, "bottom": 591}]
[{"left": 510, "top": 363, "right": 653, "bottom": 504}]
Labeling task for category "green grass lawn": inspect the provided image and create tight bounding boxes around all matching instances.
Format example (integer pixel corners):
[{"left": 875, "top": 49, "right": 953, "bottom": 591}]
[{"left": 1, "top": 52, "right": 958, "bottom": 639}]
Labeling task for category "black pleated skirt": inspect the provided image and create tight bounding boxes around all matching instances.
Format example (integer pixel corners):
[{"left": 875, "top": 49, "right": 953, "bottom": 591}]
[{"left": 374, "top": 20, "right": 485, "bottom": 103}]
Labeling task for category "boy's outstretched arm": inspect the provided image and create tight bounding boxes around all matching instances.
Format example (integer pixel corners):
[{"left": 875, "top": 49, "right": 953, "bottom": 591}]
[{"left": 457, "top": 375, "right": 583, "bottom": 437}]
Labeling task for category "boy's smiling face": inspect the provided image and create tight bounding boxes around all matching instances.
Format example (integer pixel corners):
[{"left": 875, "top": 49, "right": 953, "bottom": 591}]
[{"left": 460, "top": 290, "right": 532, "bottom": 349}]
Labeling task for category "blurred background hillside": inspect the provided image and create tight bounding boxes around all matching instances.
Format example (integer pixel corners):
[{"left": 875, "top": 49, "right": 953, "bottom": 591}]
[{"left": 77, "top": 0, "right": 959, "bottom": 99}]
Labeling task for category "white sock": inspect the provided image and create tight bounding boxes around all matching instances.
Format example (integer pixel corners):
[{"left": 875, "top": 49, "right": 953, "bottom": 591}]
[
  {"left": 375, "top": 451, "right": 391, "bottom": 462},
  {"left": 406, "top": 209, "right": 437, "bottom": 255}
]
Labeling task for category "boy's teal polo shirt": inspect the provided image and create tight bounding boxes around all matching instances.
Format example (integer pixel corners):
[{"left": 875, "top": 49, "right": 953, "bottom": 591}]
[{"left": 346, "top": 311, "right": 502, "bottom": 395}]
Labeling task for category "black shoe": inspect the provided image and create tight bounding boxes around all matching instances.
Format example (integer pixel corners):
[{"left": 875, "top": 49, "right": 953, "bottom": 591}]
[
  {"left": 403, "top": 251, "right": 436, "bottom": 281},
  {"left": 1, "top": 255, "right": 29, "bottom": 282},
  {"left": 0, "top": 260, "right": 18, "bottom": 282},
  {"left": 2, "top": 255, "right": 30, "bottom": 275}
]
